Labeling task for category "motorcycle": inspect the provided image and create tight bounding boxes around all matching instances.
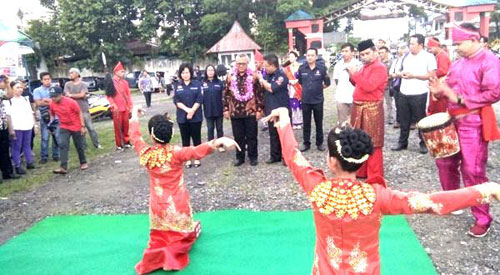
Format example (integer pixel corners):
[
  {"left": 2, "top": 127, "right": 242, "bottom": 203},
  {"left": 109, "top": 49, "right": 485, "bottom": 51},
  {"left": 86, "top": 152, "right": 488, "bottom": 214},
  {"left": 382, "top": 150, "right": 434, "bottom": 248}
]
[{"left": 88, "top": 94, "right": 111, "bottom": 121}]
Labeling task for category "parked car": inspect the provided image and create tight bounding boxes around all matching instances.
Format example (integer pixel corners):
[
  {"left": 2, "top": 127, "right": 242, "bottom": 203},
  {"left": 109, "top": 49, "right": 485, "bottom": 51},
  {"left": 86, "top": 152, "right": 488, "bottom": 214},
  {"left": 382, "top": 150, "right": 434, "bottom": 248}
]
[
  {"left": 28, "top": 80, "right": 41, "bottom": 93},
  {"left": 125, "top": 71, "right": 141, "bottom": 88},
  {"left": 51, "top": 78, "right": 70, "bottom": 88},
  {"left": 82, "top": 76, "right": 100, "bottom": 92}
]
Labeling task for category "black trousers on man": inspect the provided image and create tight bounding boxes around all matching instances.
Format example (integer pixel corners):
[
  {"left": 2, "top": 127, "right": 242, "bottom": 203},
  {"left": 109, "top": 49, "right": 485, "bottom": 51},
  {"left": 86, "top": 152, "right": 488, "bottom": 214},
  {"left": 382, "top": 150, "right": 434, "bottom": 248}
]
[
  {"left": 397, "top": 93, "right": 427, "bottom": 146},
  {"left": 0, "top": 129, "right": 14, "bottom": 179},
  {"left": 231, "top": 116, "right": 258, "bottom": 162},
  {"left": 302, "top": 102, "right": 324, "bottom": 147}
]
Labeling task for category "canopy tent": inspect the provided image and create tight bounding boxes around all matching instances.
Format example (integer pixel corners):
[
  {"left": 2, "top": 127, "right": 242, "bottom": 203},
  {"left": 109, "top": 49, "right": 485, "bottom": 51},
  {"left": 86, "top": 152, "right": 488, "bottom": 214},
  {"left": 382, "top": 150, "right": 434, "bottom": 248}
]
[{"left": 0, "top": 21, "right": 34, "bottom": 78}]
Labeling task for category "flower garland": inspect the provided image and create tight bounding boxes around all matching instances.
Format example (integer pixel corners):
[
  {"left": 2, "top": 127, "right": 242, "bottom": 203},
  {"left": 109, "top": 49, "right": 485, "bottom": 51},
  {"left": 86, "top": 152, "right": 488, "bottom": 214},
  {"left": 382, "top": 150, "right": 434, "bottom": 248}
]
[{"left": 230, "top": 68, "right": 254, "bottom": 102}]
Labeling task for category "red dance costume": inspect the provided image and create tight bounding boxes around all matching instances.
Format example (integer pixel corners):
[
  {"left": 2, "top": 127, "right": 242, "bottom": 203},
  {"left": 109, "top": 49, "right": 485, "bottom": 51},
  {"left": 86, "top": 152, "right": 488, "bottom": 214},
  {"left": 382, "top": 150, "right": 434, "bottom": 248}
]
[
  {"left": 108, "top": 62, "right": 133, "bottom": 147},
  {"left": 277, "top": 121, "right": 490, "bottom": 274},
  {"left": 130, "top": 121, "right": 214, "bottom": 274},
  {"left": 427, "top": 49, "right": 451, "bottom": 115},
  {"left": 350, "top": 60, "right": 387, "bottom": 178}
]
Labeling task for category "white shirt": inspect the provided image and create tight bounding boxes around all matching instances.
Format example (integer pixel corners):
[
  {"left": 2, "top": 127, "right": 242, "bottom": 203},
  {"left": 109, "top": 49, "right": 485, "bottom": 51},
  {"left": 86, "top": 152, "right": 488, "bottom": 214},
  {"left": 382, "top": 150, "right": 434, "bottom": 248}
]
[
  {"left": 4, "top": 96, "right": 34, "bottom": 130},
  {"left": 333, "top": 58, "right": 362, "bottom": 104},
  {"left": 400, "top": 50, "right": 437, "bottom": 95}
]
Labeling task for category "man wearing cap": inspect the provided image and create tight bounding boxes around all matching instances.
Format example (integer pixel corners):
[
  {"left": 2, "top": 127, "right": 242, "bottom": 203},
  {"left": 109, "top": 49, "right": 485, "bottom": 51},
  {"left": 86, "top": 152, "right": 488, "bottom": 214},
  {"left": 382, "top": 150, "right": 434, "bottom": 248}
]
[
  {"left": 347, "top": 39, "right": 388, "bottom": 179},
  {"left": 33, "top": 72, "right": 60, "bottom": 164},
  {"left": 108, "top": 62, "right": 133, "bottom": 150},
  {"left": 426, "top": 37, "right": 451, "bottom": 115},
  {"left": 64, "top": 68, "right": 101, "bottom": 149},
  {"left": 49, "top": 86, "right": 88, "bottom": 174},
  {"left": 429, "top": 23, "right": 500, "bottom": 237}
]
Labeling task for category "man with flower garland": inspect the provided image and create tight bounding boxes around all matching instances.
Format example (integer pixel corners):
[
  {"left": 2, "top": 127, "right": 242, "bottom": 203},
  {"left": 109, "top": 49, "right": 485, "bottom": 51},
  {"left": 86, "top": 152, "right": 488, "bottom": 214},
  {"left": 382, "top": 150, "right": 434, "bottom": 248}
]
[{"left": 223, "top": 54, "right": 264, "bottom": 166}]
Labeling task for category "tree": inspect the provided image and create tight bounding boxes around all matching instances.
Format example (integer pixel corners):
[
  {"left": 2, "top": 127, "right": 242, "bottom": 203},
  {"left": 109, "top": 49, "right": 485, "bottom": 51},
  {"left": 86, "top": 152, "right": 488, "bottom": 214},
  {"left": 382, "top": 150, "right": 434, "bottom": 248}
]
[{"left": 25, "top": 18, "right": 68, "bottom": 71}]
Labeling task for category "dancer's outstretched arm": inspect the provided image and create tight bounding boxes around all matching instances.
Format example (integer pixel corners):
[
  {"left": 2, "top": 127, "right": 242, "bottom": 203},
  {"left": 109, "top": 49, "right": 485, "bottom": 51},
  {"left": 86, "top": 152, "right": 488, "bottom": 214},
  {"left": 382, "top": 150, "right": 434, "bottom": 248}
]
[
  {"left": 263, "top": 107, "right": 325, "bottom": 194},
  {"left": 173, "top": 137, "right": 240, "bottom": 163},
  {"left": 129, "top": 106, "right": 148, "bottom": 155},
  {"left": 377, "top": 182, "right": 500, "bottom": 215}
]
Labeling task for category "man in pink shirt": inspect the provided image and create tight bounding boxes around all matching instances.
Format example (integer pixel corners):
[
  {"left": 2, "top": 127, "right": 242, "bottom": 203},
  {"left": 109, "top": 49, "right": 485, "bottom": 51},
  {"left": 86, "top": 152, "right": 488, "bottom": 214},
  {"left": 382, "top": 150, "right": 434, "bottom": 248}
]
[{"left": 430, "top": 23, "right": 500, "bottom": 237}]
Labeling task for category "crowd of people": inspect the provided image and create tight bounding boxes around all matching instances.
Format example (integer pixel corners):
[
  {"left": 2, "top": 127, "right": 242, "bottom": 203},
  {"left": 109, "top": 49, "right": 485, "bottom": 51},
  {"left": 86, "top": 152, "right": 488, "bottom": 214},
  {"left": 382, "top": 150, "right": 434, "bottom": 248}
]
[{"left": 0, "top": 21, "right": 499, "bottom": 275}]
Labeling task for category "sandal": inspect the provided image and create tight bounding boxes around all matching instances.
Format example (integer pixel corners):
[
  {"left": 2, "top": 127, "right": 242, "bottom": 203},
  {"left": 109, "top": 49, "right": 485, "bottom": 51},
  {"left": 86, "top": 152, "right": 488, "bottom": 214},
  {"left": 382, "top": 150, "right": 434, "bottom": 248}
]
[
  {"left": 193, "top": 160, "right": 201, "bottom": 168},
  {"left": 185, "top": 160, "right": 192, "bottom": 169},
  {"left": 53, "top": 167, "right": 67, "bottom": 174},
  {"left": 80, "top": 163, "right": 89, "bottom": 170}
]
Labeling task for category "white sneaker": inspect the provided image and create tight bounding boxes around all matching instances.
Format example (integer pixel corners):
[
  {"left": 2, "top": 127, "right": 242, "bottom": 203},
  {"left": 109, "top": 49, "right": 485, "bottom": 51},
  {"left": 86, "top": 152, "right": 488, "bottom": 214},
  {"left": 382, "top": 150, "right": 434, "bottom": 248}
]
[{"left": 450, "top": 210, "right": 464, "bottom": 215}]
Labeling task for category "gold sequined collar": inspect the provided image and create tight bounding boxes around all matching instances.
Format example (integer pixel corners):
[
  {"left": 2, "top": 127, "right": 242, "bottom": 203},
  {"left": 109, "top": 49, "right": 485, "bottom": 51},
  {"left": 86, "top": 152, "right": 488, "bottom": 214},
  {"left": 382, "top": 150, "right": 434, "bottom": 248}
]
[
  {"left": 309, "top": 179, "right": 376, "bottom": 220},
  {"left": 140, "top": 145, "right": 173, "bottom": 169}
]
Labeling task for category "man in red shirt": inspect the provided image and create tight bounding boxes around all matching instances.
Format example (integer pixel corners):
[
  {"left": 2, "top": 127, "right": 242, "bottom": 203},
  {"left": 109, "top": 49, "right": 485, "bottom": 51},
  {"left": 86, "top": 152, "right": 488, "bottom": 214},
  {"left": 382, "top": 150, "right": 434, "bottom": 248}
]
[
  {"left": 427, "top": 37, "right": 451, "bottom": 114},
  {"left": 49, "top": 86, "right": 87, "bottom": 174},
  {"left": 107, "top": 62, "right": 133, "bottom": 150},
  {"left": 347, "top": 39, "right": 388, "bottom": 178}
]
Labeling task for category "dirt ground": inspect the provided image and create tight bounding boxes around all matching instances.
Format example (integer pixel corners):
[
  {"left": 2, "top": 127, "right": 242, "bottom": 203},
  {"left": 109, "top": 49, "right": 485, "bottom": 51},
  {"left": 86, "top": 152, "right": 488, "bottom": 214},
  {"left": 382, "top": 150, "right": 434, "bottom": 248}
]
[{"left": 0, "top": 91, "right": 499, "bottom": 275}]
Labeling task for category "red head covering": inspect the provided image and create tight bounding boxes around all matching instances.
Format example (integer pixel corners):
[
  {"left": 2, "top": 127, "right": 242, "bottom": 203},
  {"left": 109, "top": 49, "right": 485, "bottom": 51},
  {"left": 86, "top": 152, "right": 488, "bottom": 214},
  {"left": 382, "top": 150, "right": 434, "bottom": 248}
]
[
  {"left": 254, "top": 50, "right": 263, "bottom": 62},
  {"left": 452, "top": 24, "right": 480, "bottom": 44},
  {"left": 113, "top": 61, "right": 125, "bottom": 73},
  {"left": 427, "top": 37, "right": 440, "bottom": 48}
]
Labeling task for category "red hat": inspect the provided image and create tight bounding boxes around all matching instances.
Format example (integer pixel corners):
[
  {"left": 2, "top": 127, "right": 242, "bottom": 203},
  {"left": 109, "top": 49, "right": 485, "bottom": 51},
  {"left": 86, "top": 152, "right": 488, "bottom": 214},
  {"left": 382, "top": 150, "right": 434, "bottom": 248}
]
[
  {"left": 254, "top": 50, "right": 263, "bottom": 62},
  {"left": 113, "top": 61, "right": 124, "bottom": 73},
  {"left": 427, "top": 37, "right": 440, "bottom": 48}
]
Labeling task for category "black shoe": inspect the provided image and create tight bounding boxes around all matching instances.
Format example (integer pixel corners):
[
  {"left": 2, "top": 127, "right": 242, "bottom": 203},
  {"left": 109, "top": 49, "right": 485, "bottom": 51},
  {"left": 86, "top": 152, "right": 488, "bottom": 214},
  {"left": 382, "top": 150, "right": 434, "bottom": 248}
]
[
  {"left": 27, "top": 163, "right": 35, "bottom": 169},
  {"left": 391, "top": 144, "right": 408, "bottom": 151},
  {"left": 40, "top": 159, "right": 48, "bottom": 164},
  {"left": 299, "top": 144, "right": 310, "bottom": 152},
  {"left": 266, "top": 158, "right": 280, "bottom": 164},
  {"left": 317, "top": 144, "right": 326, "bottom": 152},
  {"left": 419, "top": 144, "right": 428, "bottom": 154},
  {"left": 233, "top": 159, "right": 245, "bottom": 167},
  {"left": 250, "top": 159, "right": 258, "bottom": 166},
  {"left": 53, "top": 157, "right": 60, "bottom": 162},
  {"left": 4, "top": 173, "right": 21, "bottom": 179},
  {"left": 15, "top": 167, "right": 26, "bottom": 175}
]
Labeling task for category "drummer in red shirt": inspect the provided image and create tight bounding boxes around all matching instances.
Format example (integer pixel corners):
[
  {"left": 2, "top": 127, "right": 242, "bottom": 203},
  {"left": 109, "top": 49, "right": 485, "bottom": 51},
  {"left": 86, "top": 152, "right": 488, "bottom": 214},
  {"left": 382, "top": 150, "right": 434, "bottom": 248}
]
[
  {"left": 49, "top": 86, "right": 87, "bottom": 174},
  {"left": 426, "top": 37, "right": 451, "bottom": 114},
  {"left": 347, "top": 39, "right": 388, "bottom": 179}
]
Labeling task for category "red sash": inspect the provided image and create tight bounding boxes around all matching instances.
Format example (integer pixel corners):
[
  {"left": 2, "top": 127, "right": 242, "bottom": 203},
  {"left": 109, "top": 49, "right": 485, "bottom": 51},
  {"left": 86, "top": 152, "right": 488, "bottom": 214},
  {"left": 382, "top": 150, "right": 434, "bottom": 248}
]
[
  {"left": 449, "top": 105, "right": 500, "bottom": 141},
  {"left": 284, "top": 66, "right": 302, "bottom": 100}
]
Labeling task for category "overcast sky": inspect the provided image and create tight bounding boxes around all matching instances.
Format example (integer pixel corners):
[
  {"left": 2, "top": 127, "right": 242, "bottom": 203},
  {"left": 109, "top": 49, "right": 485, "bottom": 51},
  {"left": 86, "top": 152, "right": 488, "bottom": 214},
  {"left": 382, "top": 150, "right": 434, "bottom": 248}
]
[{"left": 3, "top": 0, "right": 51, "bottom": 28}]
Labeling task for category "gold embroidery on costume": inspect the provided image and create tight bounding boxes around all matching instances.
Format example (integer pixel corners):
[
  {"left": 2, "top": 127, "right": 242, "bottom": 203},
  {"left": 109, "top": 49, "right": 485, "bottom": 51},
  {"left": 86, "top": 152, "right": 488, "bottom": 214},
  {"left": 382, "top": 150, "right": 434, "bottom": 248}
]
[
  {"left": 140, "top": 146, "right": 173, "bottom": 170},
  {"left": 348, "top": 243, "right": 368, "bottom": 273},
  {"left": 154, "top": 186, "right": 163, "bottom": 197},
  {"left": 309, "top": 179, "right": 376, "bottom": 219},
  {"left": 326, "top": 236, "right": 342, "bottom": 270},
  {"left": 408, "top": 193, "right": 443, "bottom": 213},
  {"left": 474, "top": 183, "right": 492, "bottom": 204},
  {"left": 150, "top": 196, "right": 195, "bottom": 233},
  {"left": 293, "top": 150, "right": 310, "bottom": 167}
]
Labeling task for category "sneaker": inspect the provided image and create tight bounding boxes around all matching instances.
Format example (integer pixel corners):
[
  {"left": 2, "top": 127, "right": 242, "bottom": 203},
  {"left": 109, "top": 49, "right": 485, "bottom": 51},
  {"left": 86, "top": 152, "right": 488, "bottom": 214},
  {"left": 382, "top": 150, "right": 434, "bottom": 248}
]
[
  {"left": 116, "top": 146, "right": 124, "bottom": 151},
  {"left": 124, "top": 143, "right": 132, "bottom": 149},
  {"left": 450, "top": 209, "right": 464, "bottom": 215},
  {"left": 467, "top": 223, "right": 490, "bottom": 238},
  {"left": 317, "top": 144, "right": 326, "bottom": 152},
  {"left": 299, "top": 144, "right": 310, "bottom": 152},
  {"left": 95, "top": 144, "right": 103, "bottom": 149}
]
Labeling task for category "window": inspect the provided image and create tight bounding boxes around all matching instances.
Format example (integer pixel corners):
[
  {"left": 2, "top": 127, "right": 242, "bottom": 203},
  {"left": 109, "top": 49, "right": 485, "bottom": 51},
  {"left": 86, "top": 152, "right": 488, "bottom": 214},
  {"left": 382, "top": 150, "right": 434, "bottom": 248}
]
[
  {"left": 455, "top": 12, "right": 463, "bottom": 22},
  {"left": 312, "top": 24, "right": 319, "bottom": 33},
  {"left": 310, "top": 41, "right": 322, "bottom": 49}
]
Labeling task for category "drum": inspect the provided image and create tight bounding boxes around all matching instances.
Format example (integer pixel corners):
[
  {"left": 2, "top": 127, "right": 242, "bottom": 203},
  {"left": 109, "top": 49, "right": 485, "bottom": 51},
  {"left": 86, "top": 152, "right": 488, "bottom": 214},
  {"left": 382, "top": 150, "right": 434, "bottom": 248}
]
[{"left": 417, "top": 112, "right": 460, "bottom": 158}]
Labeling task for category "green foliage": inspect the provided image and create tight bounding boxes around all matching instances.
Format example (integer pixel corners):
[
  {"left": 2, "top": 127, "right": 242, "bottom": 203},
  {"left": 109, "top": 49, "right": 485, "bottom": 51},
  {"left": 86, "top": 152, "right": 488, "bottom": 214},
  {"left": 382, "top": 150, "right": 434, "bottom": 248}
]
[{"left": 26, "top": 18, "right": 67, "bottom": 70}]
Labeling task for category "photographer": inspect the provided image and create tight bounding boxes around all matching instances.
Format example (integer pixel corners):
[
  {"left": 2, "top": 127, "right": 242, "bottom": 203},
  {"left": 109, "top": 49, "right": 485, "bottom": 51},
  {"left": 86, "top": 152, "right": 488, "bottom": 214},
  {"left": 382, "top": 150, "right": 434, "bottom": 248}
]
[
  {"left": 0, "top": 75, "right": 20, "bottom": 181},
  {"left": 33, "top": 72, "right": 59, "bottom": 164}
]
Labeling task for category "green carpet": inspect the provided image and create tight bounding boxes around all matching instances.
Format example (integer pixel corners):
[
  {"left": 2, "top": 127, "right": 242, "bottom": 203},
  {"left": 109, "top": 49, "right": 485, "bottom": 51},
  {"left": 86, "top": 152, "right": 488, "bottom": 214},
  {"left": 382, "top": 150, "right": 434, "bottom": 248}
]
[{"left": 0, "top": 210, "right": 436, "bottom": 275}]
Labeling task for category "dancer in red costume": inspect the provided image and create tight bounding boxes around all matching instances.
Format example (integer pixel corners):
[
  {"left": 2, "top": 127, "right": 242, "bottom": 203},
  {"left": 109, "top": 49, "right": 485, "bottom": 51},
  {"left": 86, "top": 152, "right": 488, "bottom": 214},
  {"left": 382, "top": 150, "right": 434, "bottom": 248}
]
[
  {"left": 264, "top": 107, "right": 500, "bottom": 275},
  {"left": 129, "top": 106, "right": 240, "bottom": 274},
  {"left": 107, "top": 62, "right": 133, "bottom": 150}
]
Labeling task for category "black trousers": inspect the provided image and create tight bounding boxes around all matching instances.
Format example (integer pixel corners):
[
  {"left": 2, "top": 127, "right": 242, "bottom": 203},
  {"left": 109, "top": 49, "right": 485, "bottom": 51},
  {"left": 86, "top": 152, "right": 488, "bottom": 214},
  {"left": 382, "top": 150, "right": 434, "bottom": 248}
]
[
  {"left": 206, "top": 116, "right": 223, "bottom": 141},
  {"left": 0, "top": 129, "right": 13, "bottom": 178},
  {"left": 302, "top": 102, "right": 324, "bottom": 146},
  {"left": 398, "top": 93, "right": 427, "bottom": 146},
  {"left": 231, "top": 116, "right": 258, "bottom": 161},
  {"left": 59, "top": 128, "right": 87, "bottom": 170},
  {"left": 178, "top": 122, "right": 202, "bottom": 147},
  {"left": 268, "top": 121, "right": 282, "bottom": 161},
  {"left": 143, "top": 92, "right": 152, "bottom": 107},
  {"left": 391, "top": 87, "right": 401, "bottom": 124}
]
